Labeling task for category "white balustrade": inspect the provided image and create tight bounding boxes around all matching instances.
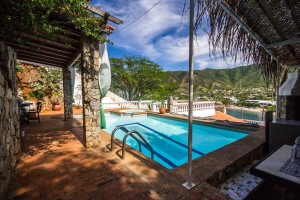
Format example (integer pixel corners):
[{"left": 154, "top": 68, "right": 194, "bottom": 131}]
[
  {"left": 102, "top": 100, "right": 153, "bottom": 109},
  {"left": 140, "top": 100, "right": 153, "bottom": 109},
  {"left": 172, "top": 101, "right": 215, "bottom": 117},
  {"left": 102, "top": 100, "right": 216, "bottom": 118}
]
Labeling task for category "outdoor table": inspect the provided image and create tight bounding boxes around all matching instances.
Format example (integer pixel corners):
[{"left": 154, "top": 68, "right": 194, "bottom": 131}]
[{"left": 250, "top": 145, "right": 300, "bottom": 198}]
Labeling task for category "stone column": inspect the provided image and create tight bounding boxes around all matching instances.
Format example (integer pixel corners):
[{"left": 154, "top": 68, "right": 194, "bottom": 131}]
[
  {"left": 81, "top": 40, "right": 101, "bottom": 148},
  {"left": 63, "top": 68, "right": 73, "bottom": 120}
]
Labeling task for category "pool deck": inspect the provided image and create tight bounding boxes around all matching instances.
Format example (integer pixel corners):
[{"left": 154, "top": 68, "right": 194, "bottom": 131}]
[{"left": 13, "top": 109, "right": 265, "bottom": 199}]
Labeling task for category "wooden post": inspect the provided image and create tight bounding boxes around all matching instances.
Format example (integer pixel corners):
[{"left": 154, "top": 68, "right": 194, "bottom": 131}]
[{"left": 264, "top": 111, "right": 273, "bottom": 154}]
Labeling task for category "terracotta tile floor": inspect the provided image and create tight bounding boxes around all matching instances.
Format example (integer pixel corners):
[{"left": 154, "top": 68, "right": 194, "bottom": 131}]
[
  {"left": 13, "top": 109, "right": 258, "bottom": 200},
  {"left": 14, "top": 111, "right": 160, "bottom": 200}
]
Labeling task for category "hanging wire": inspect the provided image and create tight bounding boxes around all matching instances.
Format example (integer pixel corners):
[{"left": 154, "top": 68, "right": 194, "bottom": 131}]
[{"left": 117, "top": 0, "right": 163, "bottom": 32}]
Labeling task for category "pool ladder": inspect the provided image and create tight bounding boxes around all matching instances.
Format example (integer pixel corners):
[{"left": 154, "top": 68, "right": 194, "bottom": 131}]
[{"left": 109, "top": 126, "right": 154, "bottom": 159}]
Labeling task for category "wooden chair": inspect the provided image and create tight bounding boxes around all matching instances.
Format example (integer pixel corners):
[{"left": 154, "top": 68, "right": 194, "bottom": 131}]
[{"left": 28, "top": 101, "right": 43, "bottom": 123}]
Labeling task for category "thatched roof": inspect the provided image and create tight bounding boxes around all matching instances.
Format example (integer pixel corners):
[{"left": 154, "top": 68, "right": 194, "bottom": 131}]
[{"left": 195, "top": 0, "right": 300, "bottom": 84}]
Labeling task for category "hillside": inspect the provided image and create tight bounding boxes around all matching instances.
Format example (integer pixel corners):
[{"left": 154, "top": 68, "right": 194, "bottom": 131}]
[{"left": 168, "top": 65, "right": 266, "bottom": 94}]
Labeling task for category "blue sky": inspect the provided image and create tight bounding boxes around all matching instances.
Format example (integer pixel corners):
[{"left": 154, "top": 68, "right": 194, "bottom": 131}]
[{"left": 91, "top": 0, "right": 245, "bottom": 71}]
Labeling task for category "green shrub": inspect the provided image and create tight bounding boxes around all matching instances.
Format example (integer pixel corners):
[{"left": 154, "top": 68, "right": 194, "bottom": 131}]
[{"left": 29, "top": 90, "right": 45, "bottom": 100}]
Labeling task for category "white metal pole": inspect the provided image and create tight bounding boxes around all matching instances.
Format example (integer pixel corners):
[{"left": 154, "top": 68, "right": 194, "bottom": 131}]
[
  {"left": 276, "top": 60, "right": 280, "bottom": 119},
  {"left": 182, "top": 0, "right": 195, "bottom": 190}
]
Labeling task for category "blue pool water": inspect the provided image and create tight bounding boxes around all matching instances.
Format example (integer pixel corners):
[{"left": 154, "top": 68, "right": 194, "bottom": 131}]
[
  {"left": 226, "top": 108, "right": 264, "bottom": 121},
  {"left": 104, "top": 114, "right": 248, "bottom": 169}
]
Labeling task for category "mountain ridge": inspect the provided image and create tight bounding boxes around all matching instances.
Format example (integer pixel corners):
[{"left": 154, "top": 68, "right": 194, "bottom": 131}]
[{"left": 167, "top": 65, "right": 266, "bottom": 93}]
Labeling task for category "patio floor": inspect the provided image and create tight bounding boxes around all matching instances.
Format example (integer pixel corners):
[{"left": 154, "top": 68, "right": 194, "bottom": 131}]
[
  {"left": 13, "top": 110, "right": 231, "bottom": 200},
  {"left": 14, "top": 110, "right": 161, "bottom": 200}
]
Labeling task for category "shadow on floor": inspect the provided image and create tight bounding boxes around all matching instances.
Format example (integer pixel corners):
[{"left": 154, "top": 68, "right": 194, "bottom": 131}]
[
  {"left": 14, "top": 112, "right": 159, "bottom": 200},
  {"left": 246, "top": 181, "right": 300, "bottom": 200}
]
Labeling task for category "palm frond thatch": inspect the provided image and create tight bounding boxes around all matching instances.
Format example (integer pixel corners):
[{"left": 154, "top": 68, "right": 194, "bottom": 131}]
[{"left": 195, "top": 0, "right": 300, "bottom": 86}]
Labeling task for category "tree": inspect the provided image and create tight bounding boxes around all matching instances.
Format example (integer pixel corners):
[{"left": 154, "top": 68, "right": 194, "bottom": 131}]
[
  {"left": 149, "top": 71, "right": 180, "bottom": 101},
  {"left": 111, "top": 56, "right": 171, "bottom": 101}
]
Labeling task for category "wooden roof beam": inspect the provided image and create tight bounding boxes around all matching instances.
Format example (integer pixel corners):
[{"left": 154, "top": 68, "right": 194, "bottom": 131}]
[
  {"left": 17, "top": 57, "right": 64, "bottom": 67},
  {"left": 17, "top": 59, "right": 62, "bottom": 68},
  {"left": 266, "top": 37, "right": 300, "bottom": 48},
  {"left": 17, "top": 54, "right": 67, "bottom": 66},
  {"left": 16, "top": 50, "right": 69, "bottom": 63},
  {"left": 85, "top": 4, "right": 123, "bottom": 25},
  {"left": 10, "top": 45, "right": 71, "bottom": 59},
  {"left": 23, "top": 42, "right": 75, "bottom": 55},
  {"left": 21, "top": 33, "right": 78, "bottom": 50}
]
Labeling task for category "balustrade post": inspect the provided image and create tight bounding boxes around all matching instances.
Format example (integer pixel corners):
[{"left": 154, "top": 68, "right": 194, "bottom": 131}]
[{"left": 152, "top": 103, "right": 157, "bottom": 112}]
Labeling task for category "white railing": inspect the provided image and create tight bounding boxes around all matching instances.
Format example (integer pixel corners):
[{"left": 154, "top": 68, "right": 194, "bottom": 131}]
[
  {"left": 140, "top": 100, "right": 153, "bottom": 109},
  {"left": 102, "top": 100, "right": 153, "bottom": 109},
  {"left": 173, "top": 101, "right": 215, "bottom": 117},
  {"left": 242, "top": 119, "right": 265, "bottom": 126},
  {"left": 102, "top": 100, "right": 216, "bottom": 118}
]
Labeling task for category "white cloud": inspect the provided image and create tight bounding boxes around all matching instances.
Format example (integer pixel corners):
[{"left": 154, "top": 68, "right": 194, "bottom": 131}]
[{"left": 93, "top": 0, "right": 247, "bottom": 70}]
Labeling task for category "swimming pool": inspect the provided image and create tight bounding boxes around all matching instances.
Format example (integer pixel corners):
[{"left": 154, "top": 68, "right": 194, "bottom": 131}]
[{"left": 104, "top": 113, "right": 248, "bottom": 169}]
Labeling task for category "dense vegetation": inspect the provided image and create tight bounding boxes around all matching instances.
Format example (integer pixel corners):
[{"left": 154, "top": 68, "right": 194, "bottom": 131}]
[
  {"left": 17, "top": 65, "right": 63, "bottom": 104},
  {"left": 0, "top": 0, "right": 106, "bottom": 42}
]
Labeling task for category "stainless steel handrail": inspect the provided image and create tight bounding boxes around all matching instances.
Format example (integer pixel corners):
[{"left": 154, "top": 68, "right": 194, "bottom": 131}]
[
  {"left": 122, "top": 130, "right": 154, "bottom": 160},
  {"left": 110, "top": 126, "right": 141, "bottom": 152}
]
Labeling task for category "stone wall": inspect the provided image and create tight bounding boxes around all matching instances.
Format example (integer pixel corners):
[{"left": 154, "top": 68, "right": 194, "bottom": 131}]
[
  {"left": 206, "top": 145, "right": 264, "bottom": 187},
  {"left": 0, "top": 42, "right": 20, "bottom": 200}
]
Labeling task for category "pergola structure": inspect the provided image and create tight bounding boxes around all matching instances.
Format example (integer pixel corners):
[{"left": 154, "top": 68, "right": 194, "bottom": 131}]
[{"left": 4, "top": 5, "right": 123, "bottom": 148}]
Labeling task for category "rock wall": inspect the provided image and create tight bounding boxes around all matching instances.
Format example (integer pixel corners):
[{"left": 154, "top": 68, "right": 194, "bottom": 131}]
[{"left": 0, "top": 42, "right": 20, "bottom": 200}]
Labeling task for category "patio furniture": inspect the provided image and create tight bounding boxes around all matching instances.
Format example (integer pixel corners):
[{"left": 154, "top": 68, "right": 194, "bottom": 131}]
[
  {"left": 250, "top": 145, "right": 300, "bottom": 199},
  {"left": 19, "top": 102, "right": 34, "bottom": 124},
  {"left": 28, "top": 101, "right": 43, "bottom": 123}
]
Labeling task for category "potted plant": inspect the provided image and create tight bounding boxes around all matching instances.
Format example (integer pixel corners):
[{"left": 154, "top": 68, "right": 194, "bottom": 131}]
[
  {"left": 51, "top": 91, "right": 62, "bottom": 111},
  {"left": 159, "top": 100, "right": 166, "bottom": 114}
]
